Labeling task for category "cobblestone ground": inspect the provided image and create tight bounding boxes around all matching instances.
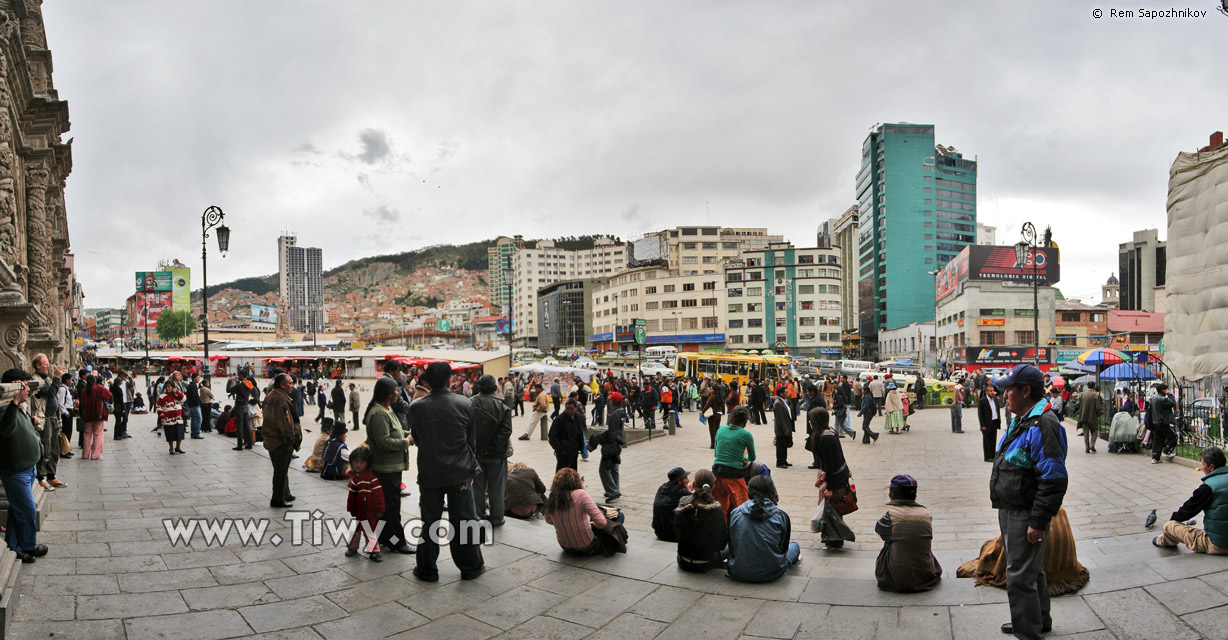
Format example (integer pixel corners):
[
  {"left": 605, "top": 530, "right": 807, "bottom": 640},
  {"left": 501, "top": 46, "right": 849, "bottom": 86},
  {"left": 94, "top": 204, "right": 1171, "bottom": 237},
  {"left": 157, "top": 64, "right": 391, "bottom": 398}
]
[{"left": 8, "top": 393, "right": 1228, "bottom": 639}]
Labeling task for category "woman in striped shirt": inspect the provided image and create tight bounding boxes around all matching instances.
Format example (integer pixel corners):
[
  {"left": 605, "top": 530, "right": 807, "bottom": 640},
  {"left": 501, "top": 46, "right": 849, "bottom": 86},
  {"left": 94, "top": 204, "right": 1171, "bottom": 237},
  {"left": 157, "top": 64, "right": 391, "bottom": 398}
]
[
  {"left": 157, "top": 373, "right": 187, "bottom": 455},
  {"left": 543, "top": 468, "right": 621, "bottom": 555}
]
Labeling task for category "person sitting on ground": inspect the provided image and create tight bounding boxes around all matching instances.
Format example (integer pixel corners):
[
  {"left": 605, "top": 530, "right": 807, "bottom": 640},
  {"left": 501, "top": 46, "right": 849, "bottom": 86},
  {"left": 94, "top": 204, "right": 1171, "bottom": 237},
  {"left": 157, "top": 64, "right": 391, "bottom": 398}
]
[
  {"left": 874, "top": 474, "right": 942, "bottom": 593},
  {"left": 1153, "top": 446, "right": 1228, "bottom": 555},
  {"left": 675, "top": 469, "right": 728, "bottom": 573},
  {"left": 727, "top": 475, "right": 800, "bottom": 583},
  {"left": 131, "top": 392, "right": 147, "bottom": 413},
  {"left": 505, "top": 462, "right": 547, "bottom": 519},
  {"left": 303, "top": 419, "right": 334, "bottom": 472},
  {"left": 215, "top": 404, "right": 235, "bottom": 435},
  {"left": 957, "top": 506, "right": 1089, "bottom": 596},
  {"left": 320, "top": 423, "right": 350, "bottom": 481},
  {"left": 652, "top": 467, "right": 692, "bottom": 541},
  {"left": 543, "top": 468, "right": 623, "bottom": 556},
  {"left": 713, "top": 405, "right": 756, "bottom": 520}
]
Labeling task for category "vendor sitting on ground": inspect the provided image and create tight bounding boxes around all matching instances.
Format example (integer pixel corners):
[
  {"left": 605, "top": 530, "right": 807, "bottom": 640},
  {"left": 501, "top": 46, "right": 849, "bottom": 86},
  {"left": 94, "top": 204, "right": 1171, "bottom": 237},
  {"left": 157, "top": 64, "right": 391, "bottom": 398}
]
[
  {"left": 874, "top": 474, "right": 942, "bottom": 593},
  {"left": 1154, "top": 446, "right": 1228, "bottom": 555}
]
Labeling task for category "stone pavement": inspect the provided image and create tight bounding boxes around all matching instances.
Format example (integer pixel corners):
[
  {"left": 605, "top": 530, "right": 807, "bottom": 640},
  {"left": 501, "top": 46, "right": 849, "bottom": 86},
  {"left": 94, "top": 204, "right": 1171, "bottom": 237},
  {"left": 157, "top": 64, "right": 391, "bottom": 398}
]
[{"left": 7, "top": 398, "right": 1228, "bottom": 639}]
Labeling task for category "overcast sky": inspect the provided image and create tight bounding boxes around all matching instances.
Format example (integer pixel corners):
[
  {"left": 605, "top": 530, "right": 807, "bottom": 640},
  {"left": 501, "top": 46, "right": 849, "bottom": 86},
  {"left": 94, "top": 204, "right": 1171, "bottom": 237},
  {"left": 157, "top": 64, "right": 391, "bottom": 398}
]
[{"left": 43, "top": 1, "right": 1227, "bottom": 309}]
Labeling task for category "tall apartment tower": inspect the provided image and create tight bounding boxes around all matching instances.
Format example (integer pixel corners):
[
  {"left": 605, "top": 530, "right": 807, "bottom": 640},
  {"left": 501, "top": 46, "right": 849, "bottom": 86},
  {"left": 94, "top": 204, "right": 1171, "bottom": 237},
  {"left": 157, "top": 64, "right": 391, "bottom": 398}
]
[
  {"left": 829, "top": 206, "right": 860, "bottom": 339},
  {"left": 487, "top": 235, "right": 523, "bottom": 315},
  {"left": 277, "top": 235, "right": 324, "bottom": 333},
  {"left": 856, "top": 123, "right": 977, "bottom": 354},
  {"left": 1117, "top": 229, "right": 1166, "bottom": 312}
]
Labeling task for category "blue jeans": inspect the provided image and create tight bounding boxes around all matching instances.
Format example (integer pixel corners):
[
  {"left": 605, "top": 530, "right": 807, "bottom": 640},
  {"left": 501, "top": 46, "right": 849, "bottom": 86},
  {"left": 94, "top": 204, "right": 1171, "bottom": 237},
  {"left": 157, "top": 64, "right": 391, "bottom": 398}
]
[
  {"left": 951, "top": 404, "right": 963, "bottom": 432},
  {"left": 785, "top": 541, "right": 801, "bottom": 566},
  {"left": 187, "top": 406, "right": 202, "bottom": 437},
  {"left": 1, "top": 466, "right": 37, "bottom": 552},
  {"left": 839, "top": 412, "right": 855, "bottom": 438},
  {"left": 581, "top": 434, "right": 590, "bottom": 460}
]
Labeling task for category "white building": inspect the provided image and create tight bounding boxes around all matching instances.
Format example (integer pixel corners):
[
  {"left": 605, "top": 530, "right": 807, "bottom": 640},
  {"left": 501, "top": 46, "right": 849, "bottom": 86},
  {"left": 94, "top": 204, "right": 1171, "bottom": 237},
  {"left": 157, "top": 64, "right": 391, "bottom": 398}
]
[
  {"left": 511, "top": 237, "right": 626, "bottom": 346},
  {"left": 976, "top": 223, "right": 997, "bottom": 245},
  {"left": 935, "top": 281, "right": 1056, "bottom": 372},
  {"left": 663, "top": 226, "right": 785, "bottom": 275},
  {"left": 829, "top": 206, "right": 860, "bottom": 341},
  {"left": 277, "top": 235, "right": 324, "bottom": 333},
  {"left": 589, "top": 266, "right": 724, "bottom": 352},
  {"left": 878, "top": 321, "right": 936, "bottom": 369},
  {"left": 723, "top": 241, "right": 843, "bottom": 359}
]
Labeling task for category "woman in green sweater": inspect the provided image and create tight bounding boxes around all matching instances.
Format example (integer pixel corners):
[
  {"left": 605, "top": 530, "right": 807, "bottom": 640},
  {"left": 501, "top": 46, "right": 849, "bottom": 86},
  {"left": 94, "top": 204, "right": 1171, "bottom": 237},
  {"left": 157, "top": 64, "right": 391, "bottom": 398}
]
[
  {"left": 365, "top": 377, "right": 415, "bottom": 555},
  {"left": 1, "top": 369, "right": 46, "bottom": 563},
  {"left": 712, "top": 405, "right": 755, "bottom": 520}
]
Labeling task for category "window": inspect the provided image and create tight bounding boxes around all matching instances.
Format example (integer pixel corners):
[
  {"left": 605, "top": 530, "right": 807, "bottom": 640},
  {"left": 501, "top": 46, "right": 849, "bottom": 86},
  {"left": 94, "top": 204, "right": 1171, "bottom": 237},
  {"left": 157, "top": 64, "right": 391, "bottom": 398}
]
[
  {"left": 775, "top": 302, "right": 786, "bottom": 311},
  {"left": 703, "top": 316, "right": 718, "bottom": 328},
  {"left": 727, "top": 272, "right": 743, "bottom": 282},
  {"left": 729, "top": 335, "right": 744, "bottom": 344},
  {"left": 747, "top": 287, "right": 763, "bottom": 296},
  {"left": 702, "top": 256, "right": 718, "bottom": 264},
  {"left": 775, "top": 317, "right": 786, "bottom": 327},
  {"left": 683, "top": 257, "right": 698, "bottom": 264},
  {"left": 775, "top": 286, "right": 786, "bottom": 295},
  {"left": 799, "top": 255, "right": 814, "bottom": 264},
  {"left": 749, "top": 334, "right": 763, "bottom": 343},
  {"left": 662, "top": 284, "right": 675, "bottom": 293},
  {"left": 702, "top": 242, "right": 717, "bottom": 250},
  {"left": 645, "top": 286, "right": 657, "bottom": 294},
  {"left": 683, "top": 283, "right": 695, "bottom": 292},
  {"left": 723, "top": 242, "right": 738, "bottom": 250},
  {"left": 747, "top": 303, "right": 763, "bottom": 312},
  {"left": 799, "top": 317, "right": 816, "bottom": 326},
  {"left": 748, "top": 318, "right": 763, "bottom": 328},
  {"left": 1014, "top": 309, "right": 1036, "bottom": 317},
  {"left": 728, "top": 287, "right": 743, "bottom": 297},
  {"left": 682, "top": 299, "right": 697, "bottom": 307},
  {"left": 728, "top": 319, "right": 744, "bottom": 328},
  {"left": 801, "top": 301, "right": 814, "bottom": 310},
  {"left": 799, "top": 284, "right": 814, "bottom": 294},
  {"left": 703, "top": 281, "right": 717, "bottom": 290},
  {"left": 662, "top": 318, "right": 677, "bottom": 331},
  {"left": 980, "top": 308, "right": 1006, "bottom": 316},
  {"left": 646, "top": 320, "right": 660, "bottom": 331},
  {"left": 800, "top": 333, "right": 815, "bottom": 342},
  {"left": 980, "top": 331, "right": 1005, "bottom": 346},
  {"left": 662, "top": 300, "right": 678, "bottom": 309},
  {"left": 1061, "top": 312, "right": 1080, "bottom": 322},
  {"left": 775, "top": 270, "right": 786, "bottom": 279},
  {"left": 798, "top": 268, "right": 813, "bottom": 277},
  {"left": 728, "top": 304, "right": 743, "bottom": 313},
  {"left": 701, "top": 297, "right": 716, "bottom": 306},
  {"left": 748, "top": 271, "right": 761, "bottom": 280},
  {"left": 1016, "top": 331, "right": 1035, "bottom": 345},
  {"left": 924, "top": 234, "right": 932, "bottom": 240}
]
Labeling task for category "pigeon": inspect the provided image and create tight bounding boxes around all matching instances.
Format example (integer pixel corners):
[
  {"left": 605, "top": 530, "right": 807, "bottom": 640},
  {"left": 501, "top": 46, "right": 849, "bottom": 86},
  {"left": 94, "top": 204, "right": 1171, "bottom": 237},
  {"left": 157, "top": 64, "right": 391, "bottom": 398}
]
[{"left": 1144, "top": 509, "right": 1157, "bottom": 529}]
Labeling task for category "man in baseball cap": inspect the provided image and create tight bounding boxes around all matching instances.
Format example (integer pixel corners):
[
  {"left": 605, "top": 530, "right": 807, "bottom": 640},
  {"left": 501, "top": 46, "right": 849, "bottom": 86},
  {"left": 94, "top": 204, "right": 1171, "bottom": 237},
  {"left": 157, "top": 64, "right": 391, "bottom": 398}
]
[
  {"left": 989, "top": 364, "right": 1068, "bottom": 638},
  {"left": 652, "top": 466, "right": 691, "bottom": 541},
  {"left": 875, "top": 474, "right": 941, "bottom": 593}
]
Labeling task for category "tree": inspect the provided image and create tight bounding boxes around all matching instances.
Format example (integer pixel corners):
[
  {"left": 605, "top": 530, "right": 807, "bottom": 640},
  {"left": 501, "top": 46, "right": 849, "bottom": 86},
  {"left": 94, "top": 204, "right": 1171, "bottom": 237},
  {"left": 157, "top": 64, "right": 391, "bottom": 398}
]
[{"left": 156, "top": 310, "right": 197, "bottom": 345}]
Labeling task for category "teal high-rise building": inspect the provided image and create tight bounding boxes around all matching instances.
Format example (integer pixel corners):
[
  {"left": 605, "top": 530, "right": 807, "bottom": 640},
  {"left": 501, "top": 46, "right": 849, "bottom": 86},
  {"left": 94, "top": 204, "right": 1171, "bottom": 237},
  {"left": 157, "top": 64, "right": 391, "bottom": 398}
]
[{"left": 856, "top": 123, "right": 977, "bottom": 358}]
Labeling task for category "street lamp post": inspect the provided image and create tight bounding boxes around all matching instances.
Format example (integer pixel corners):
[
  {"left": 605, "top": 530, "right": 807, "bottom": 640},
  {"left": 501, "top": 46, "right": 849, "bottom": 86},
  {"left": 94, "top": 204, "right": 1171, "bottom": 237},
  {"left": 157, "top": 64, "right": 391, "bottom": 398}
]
[
  {"left": 1016, "top": 222, "right": 1039, "bottom": 366},
  {"left": 503, "top": 258, "right": 515, "bottom": 354},
  {"left": 201, "top": 206, "right": 229, "bottom": 388}
]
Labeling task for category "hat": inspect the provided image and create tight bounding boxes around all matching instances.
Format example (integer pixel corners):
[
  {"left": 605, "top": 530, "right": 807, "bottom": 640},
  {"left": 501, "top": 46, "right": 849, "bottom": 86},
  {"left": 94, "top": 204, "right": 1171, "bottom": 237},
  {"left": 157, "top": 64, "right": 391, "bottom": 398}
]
[
  {"left": 608, "top": 391, "right": 624, "bottom": 404},
  {"left": 886, "top": 382, "right": 897, "bottom": 391},
  {"left": 667, "top": 466, "right": 689, "bottom": 482},
  {"left": 886, "top": 474, "right": 918, "bottom": 490},
  {"left": 993, "top": 364, "right": 1045, "bottom": 390}
]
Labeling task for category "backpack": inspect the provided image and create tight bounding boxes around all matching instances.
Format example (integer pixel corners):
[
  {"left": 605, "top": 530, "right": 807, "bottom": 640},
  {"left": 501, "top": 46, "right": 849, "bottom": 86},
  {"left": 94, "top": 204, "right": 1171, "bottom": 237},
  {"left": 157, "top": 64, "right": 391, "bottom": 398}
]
[{"left": 321, "top": 439, "right": 349, "bottom": 480}]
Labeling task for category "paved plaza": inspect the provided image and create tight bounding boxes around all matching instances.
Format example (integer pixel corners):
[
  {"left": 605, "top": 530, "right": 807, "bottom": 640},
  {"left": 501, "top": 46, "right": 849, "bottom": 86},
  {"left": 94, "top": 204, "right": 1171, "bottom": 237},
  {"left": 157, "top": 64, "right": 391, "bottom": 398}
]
[{"left": 7, "top": 394, "right": 1228, "bottom": 640}]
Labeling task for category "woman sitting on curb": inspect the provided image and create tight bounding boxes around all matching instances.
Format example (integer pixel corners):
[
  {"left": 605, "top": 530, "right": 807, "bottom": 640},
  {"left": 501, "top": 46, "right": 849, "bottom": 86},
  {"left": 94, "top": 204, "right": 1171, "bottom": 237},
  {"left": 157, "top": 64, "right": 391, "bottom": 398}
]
[
  {"left": 675, "top": 469, "right": 728, "bottom": 573},
  {"left": 544, "top": 468, "right": 624, "bottom": 556}
]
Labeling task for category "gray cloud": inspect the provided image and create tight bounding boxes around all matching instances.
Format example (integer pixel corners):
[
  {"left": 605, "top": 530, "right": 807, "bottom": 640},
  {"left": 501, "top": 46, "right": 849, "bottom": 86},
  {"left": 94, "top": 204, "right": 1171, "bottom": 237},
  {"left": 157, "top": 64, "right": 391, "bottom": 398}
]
[
  {"left": 363, "top": 204, "right": 400, "bottom": 223},
  {"left": 40, "top": 1, "right": 1226, "bottom": 308}
]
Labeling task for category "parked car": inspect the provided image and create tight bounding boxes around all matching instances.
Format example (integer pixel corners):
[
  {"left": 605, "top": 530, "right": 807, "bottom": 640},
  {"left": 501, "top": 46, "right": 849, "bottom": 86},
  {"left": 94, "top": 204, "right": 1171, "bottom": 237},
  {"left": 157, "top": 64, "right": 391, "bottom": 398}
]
[
  {"left": 574, "top": 357, "right": 598, "bottom": 369},
  {"left": 640, "top": 361, "right": 673, "bottom": 377}
]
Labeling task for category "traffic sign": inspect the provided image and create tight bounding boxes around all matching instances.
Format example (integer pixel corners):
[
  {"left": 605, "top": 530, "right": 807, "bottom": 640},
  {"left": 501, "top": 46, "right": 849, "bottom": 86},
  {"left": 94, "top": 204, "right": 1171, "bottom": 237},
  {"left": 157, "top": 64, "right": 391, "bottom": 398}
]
[
  {"left": 438, "top": 319, "right": 452, "bottom": 331},
  {"left": 634, "top": 327, "right": 646, "bottom": 344},
  {"left": 633, "top": 318, "right": 646, "bottom": 327}
]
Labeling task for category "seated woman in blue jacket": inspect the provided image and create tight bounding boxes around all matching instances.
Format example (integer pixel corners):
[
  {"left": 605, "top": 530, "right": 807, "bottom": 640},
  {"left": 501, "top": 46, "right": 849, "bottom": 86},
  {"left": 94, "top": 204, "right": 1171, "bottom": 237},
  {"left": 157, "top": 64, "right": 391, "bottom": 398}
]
[{"left": 727, "top": 475, "right": 800, "bottom": 582}]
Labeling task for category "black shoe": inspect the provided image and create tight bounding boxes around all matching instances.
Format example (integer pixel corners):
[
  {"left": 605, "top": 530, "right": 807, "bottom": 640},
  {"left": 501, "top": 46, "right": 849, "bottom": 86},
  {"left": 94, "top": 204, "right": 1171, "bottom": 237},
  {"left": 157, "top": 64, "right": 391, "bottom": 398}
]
[
  {"left": 26, "top": 544, "right": 48, "bottom": 558},
  {"left": 345, "top": 548, "right": 358, "bottom": 557},
  {"left": 808, "top": 463, "right": 820, "bottom": 469},
  {"left": 1001, "top": 622, "right": 1051, "bottom": 635},
  {"left": 517, "top": 435, "right": 530, "bottom": 441},
  {"left": 15, "top": 551, "right": 34, "bottom": 563},
  {"left": 368, "top": 551, "right": 383, "bottom": 563},
  {"left": 285, "top": 495, "right": 297, "bottom": 502},
  {"left": 233, "top": 446, "right": 244, "bottom": 451},
  {"left": 244, "top": 444, "right": 253, "bottom": 449},
  {"left": 872, "top": 433, "right": 879, "bottom": 442},
  {"left": 393, "top": 543, "right": 417, "bottom": 554},
  {"left": 411, "top": 566, "right": 438, "bottom": 582},
  {"left": 61, "top": 453, "right": 74, "bottom": 459},
  {"left": 191, "top": 435, "right": 204, "bottom": 439},
  {"left": 270, "top": 501, "right": 293, "bottom": 508}
]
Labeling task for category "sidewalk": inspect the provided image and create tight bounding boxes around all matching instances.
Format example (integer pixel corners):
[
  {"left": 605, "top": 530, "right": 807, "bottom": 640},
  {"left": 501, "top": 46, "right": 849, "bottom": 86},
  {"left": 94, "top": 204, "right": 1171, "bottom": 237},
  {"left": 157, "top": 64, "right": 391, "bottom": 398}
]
[{"left": 6, "top": 404, "right": 1226, "bottom": 639}]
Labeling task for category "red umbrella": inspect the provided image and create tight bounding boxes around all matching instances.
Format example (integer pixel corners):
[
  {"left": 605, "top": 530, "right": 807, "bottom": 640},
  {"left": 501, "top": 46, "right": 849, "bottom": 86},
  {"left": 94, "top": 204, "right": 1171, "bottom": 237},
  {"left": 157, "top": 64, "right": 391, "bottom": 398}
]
[{"left": 1050, "top": 376, "right": 1066, "bottom": 388}]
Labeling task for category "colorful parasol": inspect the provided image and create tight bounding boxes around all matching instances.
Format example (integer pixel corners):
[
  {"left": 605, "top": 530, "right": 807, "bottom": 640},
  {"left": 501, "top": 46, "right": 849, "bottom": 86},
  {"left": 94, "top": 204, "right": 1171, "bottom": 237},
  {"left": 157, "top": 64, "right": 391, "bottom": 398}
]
[{"left": 1075, "top": 348, "right": 1132, "bottom": 366}]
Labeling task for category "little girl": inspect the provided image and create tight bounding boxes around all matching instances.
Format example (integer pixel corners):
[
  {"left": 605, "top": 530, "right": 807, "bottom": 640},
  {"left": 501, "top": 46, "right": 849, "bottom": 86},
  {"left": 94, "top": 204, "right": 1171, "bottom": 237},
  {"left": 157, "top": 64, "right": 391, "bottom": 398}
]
[{"left": 345, "top": 446, "right": 384, "bottom": 562}]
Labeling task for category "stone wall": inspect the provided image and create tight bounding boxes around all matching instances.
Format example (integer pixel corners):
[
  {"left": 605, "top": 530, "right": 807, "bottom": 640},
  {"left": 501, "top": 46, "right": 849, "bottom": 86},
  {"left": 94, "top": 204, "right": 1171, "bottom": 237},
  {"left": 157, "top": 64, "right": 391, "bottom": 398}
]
[{"left": 0, "top": 0, "right": 75, "bottom": 372}]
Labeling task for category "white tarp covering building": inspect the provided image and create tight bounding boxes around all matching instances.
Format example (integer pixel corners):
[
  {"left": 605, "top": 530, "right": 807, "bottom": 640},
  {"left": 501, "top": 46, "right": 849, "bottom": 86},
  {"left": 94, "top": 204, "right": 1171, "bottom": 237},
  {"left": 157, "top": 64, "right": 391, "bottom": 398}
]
[{"left": 1164, "top": 134, "right": 1228, "bottom": 382}]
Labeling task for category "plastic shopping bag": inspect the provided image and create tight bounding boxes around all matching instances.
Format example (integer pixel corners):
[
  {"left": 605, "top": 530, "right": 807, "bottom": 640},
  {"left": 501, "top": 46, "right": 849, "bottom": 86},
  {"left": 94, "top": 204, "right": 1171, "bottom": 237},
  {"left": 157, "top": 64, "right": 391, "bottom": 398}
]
[{"left": 810, "top": 499, "right": 825, "bottom": 533}]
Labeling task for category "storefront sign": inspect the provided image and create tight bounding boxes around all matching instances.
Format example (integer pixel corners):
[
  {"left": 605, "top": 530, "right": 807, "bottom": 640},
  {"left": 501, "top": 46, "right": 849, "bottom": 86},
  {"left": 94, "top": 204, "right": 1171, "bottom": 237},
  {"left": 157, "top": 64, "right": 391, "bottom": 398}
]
[
  {"left": 644, "top": 333, "right": 725, "bottom": 345},
  {"left": 959, "top": 346, "right": 1051, "bottom": 364},
  {"left": 978, "top": 318, "right": 1005, "bottom": 326}
]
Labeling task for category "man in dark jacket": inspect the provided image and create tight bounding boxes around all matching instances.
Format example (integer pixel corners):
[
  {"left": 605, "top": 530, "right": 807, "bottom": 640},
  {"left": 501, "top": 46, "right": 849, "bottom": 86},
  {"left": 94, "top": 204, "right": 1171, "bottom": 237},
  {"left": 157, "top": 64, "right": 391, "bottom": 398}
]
[
  {"left": 185, "top": 372, "right": 203, "bottom": 439},
  {"left": 408, "top": 362, "right": 485, "bottom": 582},
  {"left": 978, "top": 385, "right": 1002, "bottom": 462},
  {"left": 330, "top": 379, "right": 346, "bottom": 424},
  {"left": 1148, "top": 384, "right": 1178, "bottom": 463},
  {"left": 990, "top": 364, "right": 1068, "bottom": 640},
  {"left": 589, "top": 392, "right": 626, "bottom": 502},
  {"left": 1076, "top": 382, "right": 1103, "bottom": 454},
  {"left": 226, "top": 372, "right": 253, "bottom": 450},
  {"left": 31, "top": 354, "right": 63, "bottom": 489},
  {"left": 640, "top": 383, "right": 659, "bottom": 430},
  {"left": 109, "top": 372, "right": 130, "bottom": 440},
  {"left": 471, "top": 375, "right": 512, "bottom": 527},
  {"left": 652, "top": 467, "right": 691, "bottom": 541},
  {"left": 548, "top": 399, "right": 586, "bottom": 471},
  {"left": 0, "top": 369, "right": 47, "bottom": 563},
  {"left": 773, "top": 388, "right": 793, "bottom": 468},
  {"left": 749, "top": 380, "right": 768, "bottom": 425},
  {"left": 262, "top": 374, "right": 301, "bottom": 508}
]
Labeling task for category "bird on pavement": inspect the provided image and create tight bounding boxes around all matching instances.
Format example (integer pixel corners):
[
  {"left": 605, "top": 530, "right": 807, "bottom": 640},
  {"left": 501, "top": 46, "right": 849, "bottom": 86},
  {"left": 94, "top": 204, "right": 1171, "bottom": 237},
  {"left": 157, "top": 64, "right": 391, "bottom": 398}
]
[{"left": 1144, "top": 509, "right": 1157, "bottom": 529}]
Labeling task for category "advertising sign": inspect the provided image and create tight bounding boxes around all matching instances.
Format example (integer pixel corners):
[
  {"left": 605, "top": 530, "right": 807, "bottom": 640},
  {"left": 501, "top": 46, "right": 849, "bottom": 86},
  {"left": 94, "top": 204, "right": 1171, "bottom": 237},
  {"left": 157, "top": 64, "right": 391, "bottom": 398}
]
[
  {"left": 961, "top": 346, "right": 1051, "bottom": 364},
  {"left": 170, "top": 267, "right": 191, "bottom": 312},
  {"left": 967, "top": 245, "right": 1060, "bottom": 285},
  {"left": 496, "top": 318, "right": 513, "bottom": 335},
  {"left": 135, "top": 291, "right": 173, "bottom": 328},
  {"left": 978, "top": 318, "right": 1006, "bottom": 326},
  {"left": 251, "top": 304, "right": 278, "bottom": 324},
  {"left": 934, "top": 249, "right": 971, "bottom": 301},
  {"left": 135, "top": 271, "right": 172, "bottom": 293},
  {"left": 615, "top": 325, "right": 635, "bottom": 342}
]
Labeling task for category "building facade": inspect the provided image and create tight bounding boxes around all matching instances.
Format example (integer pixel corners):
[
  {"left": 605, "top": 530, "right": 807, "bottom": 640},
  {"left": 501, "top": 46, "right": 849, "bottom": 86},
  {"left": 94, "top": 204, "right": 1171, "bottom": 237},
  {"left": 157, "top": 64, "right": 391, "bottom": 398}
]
[
  {"left": 1053, "top": 300, "right": 1110, "bottom": 349},
  {"left": 510, "top": 237, "right": 625, "bottom": 346},
  {"left": 878, "top": 321, "right": 936, "bottom": 369},
  {"left": 589, "top": 267, "right": 724, "bottom": 352},
  {"left": 277, "top": 235, "right": 324, "bottom": 333},
  {"left": 935, "top": 281, "right": 1056, "bottom": 372},
  {"left": 1118, "top": 229, "right": 1166, "bottom": 313},
  {"left": 856, "top": 123, "right": 978, "bottom": 355},
  {"left": 0, "top": 1, "right": 78, "bottom": 371},
  {"left": 724, "top": 242, "right": 842, "bottom": 359},
  {"left": 536, "top": 279, "right": 598, "bottom": 351},
  {"left": 976, "top": 223, "right": 997, "bottom": 245},
  {"left": 663, "top": 226, "right": 784, "bottom": 276},
  {"left": 486, "top": 235, "right": 522, "bottom": 315},
  {"left": 829, "top": 206, "right": 860, "bottom": 355}
]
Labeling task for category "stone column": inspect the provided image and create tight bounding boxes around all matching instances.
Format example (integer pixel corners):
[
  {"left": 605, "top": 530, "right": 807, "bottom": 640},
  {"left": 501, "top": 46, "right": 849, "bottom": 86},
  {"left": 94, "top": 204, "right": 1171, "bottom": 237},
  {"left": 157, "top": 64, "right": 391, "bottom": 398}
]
[{"left": 24, "top": 165, "right": 58, "bottom": 362}]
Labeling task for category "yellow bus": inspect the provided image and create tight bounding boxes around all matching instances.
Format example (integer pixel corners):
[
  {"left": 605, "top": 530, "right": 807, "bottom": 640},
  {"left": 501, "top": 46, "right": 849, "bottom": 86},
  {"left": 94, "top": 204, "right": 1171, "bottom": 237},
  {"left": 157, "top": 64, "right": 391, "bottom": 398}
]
[{"left": 674, "top": 353, "right": 797, "bottom": 386}]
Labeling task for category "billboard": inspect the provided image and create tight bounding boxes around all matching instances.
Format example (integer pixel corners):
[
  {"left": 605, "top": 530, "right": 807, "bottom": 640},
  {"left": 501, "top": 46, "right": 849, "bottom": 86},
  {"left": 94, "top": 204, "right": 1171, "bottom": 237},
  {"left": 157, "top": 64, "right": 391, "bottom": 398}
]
[
  {"left": 957, "top": 346, "right": 1051, "bottom": 364},
  {"left": 170, "top": 267, "right": 190, "bottom": 312},
  {"left": 251, "top": 304, "right": 278, "bottom": 324},
  {"left": 935, "top": 245, "right": 1060, "bottom": 301},
  {"left": 135, "top": 271, "right": 172, "bottom": 293},
  {"left": 134, "top": 291, "right": 173, "bottom": 328},
  {"left": 496, "top": 318, "right": 513, "bottom": 335}
]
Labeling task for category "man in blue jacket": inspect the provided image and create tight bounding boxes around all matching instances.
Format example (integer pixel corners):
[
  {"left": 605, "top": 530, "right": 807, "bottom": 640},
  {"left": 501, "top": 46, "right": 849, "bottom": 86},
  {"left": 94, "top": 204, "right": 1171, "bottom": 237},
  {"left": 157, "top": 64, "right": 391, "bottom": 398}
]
[{"left": 990, "top": 364, "right": 1068, "bottom": 640}]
